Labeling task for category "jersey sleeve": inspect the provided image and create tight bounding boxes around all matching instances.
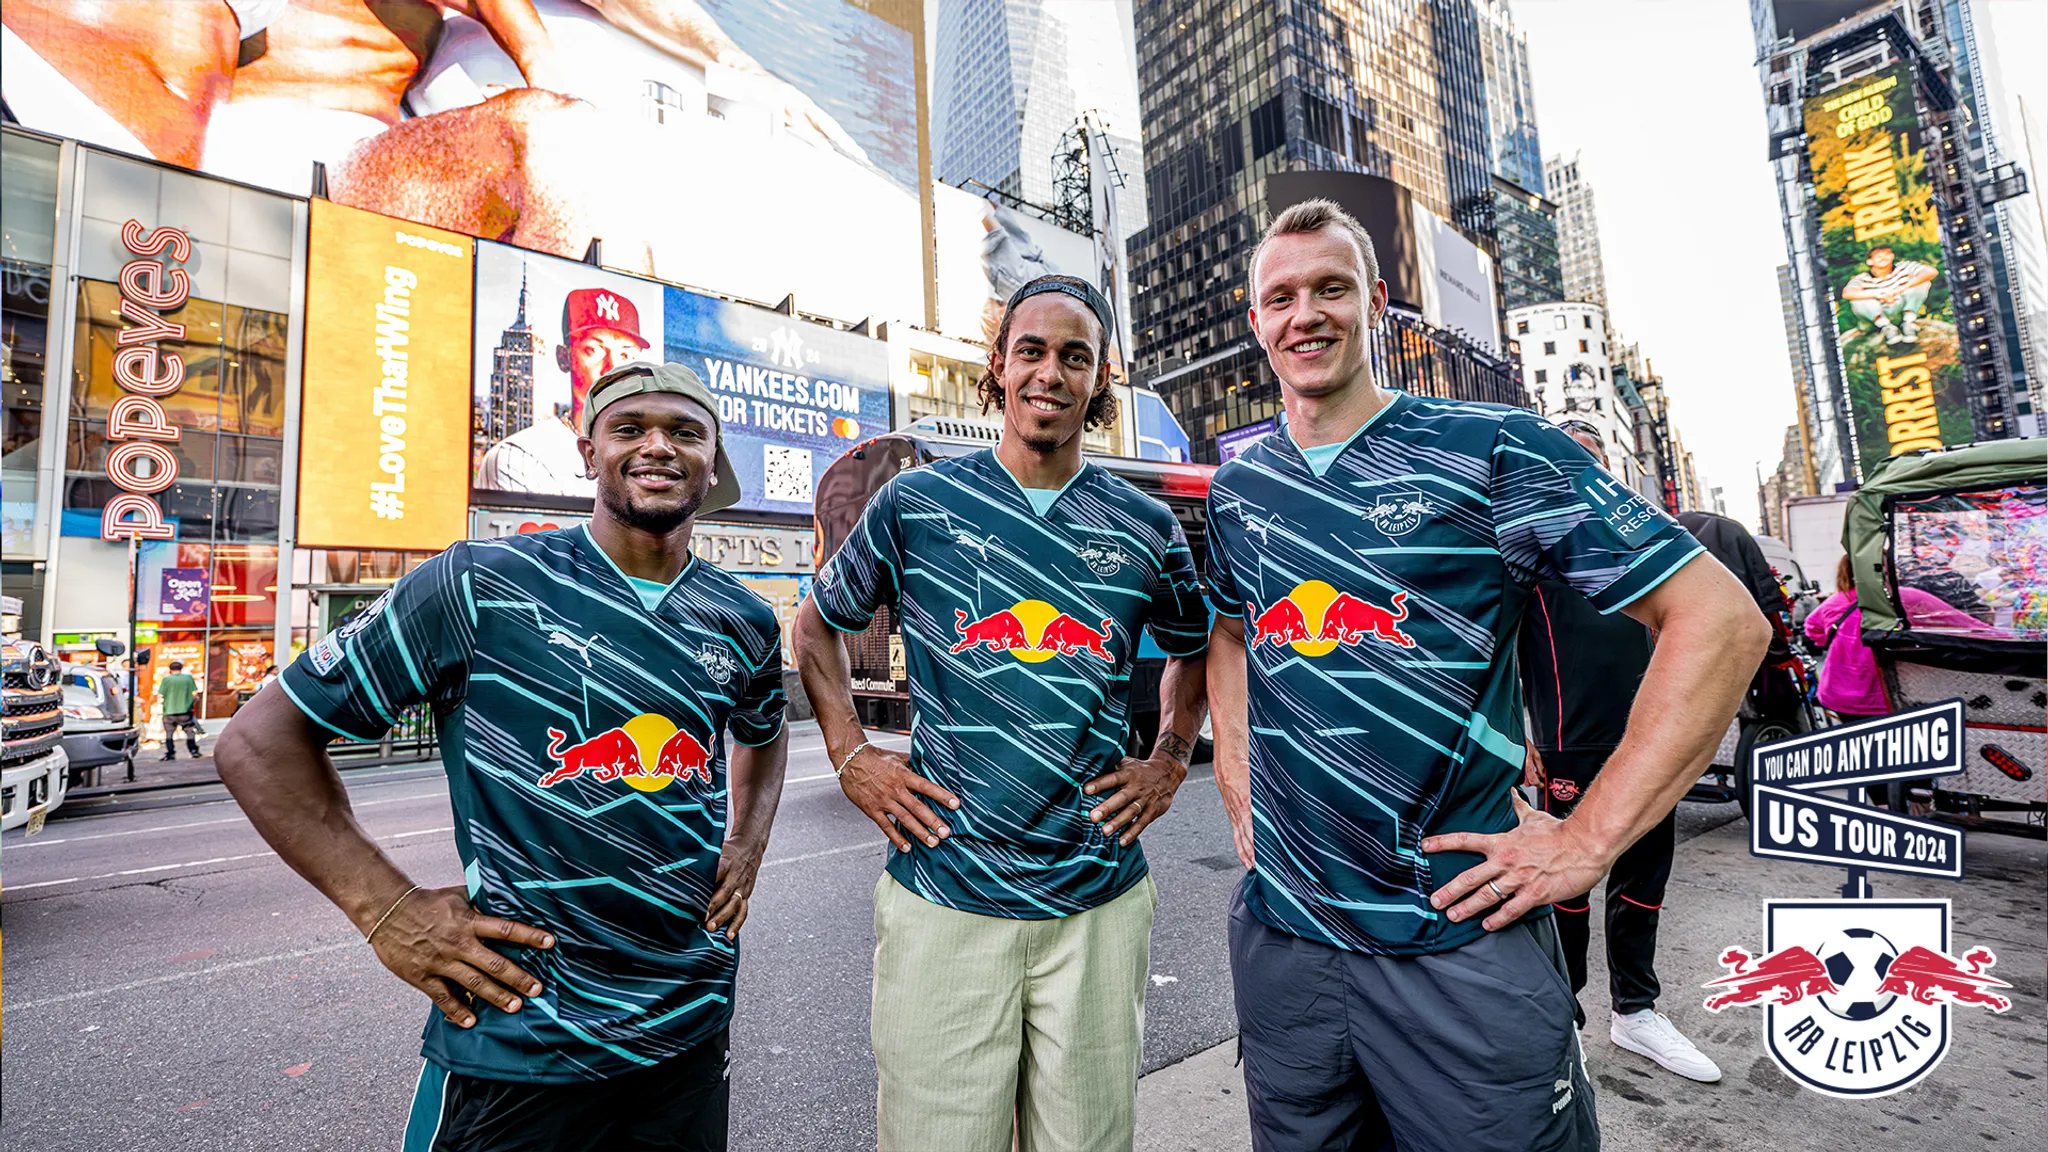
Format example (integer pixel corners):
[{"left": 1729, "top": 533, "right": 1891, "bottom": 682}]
[
  {"left": 1488, "top": 411, "right": 1703, "bottom": 615},
  {"left": 1203, "top": 478, "right": 1245, "bottom": 619},
  {"left": 811, "top": 478, "right": 905, "bottom": 632},
  {"left": 728, "top": 605, "right": 788, "bottom": 747},
  {"left": 1146, "top": 518, "right": 1211, "bottom": 656},
  {"left": 279, "top": 544, "right": 475, "bottom": 741}
]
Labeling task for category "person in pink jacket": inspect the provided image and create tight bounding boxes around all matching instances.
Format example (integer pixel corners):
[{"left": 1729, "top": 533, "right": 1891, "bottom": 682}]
[{"left": 1805, "top": 555, "right": 1986, "bottom": 721}]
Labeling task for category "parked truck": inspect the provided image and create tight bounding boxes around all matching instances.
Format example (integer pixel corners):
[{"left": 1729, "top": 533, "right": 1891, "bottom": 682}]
[
  {"left": 1783, "top": 493, "right": 1852, "bottom": 592},
  {"left": 3, "top": 597, "right": 71, "bottom": 833}
]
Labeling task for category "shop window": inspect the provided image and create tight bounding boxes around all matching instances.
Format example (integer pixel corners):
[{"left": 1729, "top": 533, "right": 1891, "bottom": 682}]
[{"left": 3, "top": 257, "right": 53, "bottom": 558}]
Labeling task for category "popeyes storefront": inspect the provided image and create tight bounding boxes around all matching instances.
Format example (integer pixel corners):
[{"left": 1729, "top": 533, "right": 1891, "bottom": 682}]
[{"left": 16, "top": 135, "right": 309, "bottom": 724}]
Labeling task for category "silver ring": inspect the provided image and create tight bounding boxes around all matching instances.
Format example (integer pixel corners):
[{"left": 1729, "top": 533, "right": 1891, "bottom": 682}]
[{"left": 1487, "top": 879, "right": 1508, "bottom": 901}]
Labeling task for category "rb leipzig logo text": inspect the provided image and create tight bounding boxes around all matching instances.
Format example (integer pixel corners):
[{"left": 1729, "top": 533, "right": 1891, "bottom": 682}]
[
  {"left": 1704, "top": 900, "right": 2008, "bottom": 1097},
  {"left": 538, "top": 713, "right": 710, "bottom": 793},
  {"left": 951, "top": 600, "right": 1115, "bottom": 663},
  {"left": 1247, "top": 581, "right": 1415, "bottom": 653}
]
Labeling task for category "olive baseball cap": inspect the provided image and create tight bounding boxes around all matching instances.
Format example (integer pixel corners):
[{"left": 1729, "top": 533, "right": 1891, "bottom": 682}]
[{"left": 583, "top": 361, "right": 741, "bottom": 515}]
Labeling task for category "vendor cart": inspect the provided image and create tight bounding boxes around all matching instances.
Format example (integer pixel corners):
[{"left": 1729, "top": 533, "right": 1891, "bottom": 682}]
[{"left": 1842, "top": 440, "right": 2046, "bottom": 836}]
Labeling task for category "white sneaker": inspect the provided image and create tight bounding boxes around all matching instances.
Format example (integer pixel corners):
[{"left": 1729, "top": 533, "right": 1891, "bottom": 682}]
[{"left": 1610, "top": 1009, "right": 1722, "bottom": 1083}]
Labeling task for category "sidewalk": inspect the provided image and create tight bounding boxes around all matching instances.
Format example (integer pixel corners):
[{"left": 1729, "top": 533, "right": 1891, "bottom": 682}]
[{"left": 1133, "top": 812, "right": 2045, "bottom": 1151}]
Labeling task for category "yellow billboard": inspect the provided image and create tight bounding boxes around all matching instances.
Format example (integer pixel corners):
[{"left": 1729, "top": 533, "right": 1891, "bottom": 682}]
[{"left": 300, "top": 200, "right": 474, "bottom": 551}]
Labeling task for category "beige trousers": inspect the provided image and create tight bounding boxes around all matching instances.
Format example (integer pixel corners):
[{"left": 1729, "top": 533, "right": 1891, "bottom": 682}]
[{"left": 871, "top": 872, "right": 1157, "bottom": 1152}]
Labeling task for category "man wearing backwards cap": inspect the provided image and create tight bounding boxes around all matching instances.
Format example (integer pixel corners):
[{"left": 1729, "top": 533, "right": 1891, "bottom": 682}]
[
  {"left": 476, "top": 287, "right": 653, "bottom": 497},
  {"left": 219, "top": 362, "right": 784, "bottom": 1151},
  {"left": 797, "top": 274, "right": 1211, "bottom": 1151}
]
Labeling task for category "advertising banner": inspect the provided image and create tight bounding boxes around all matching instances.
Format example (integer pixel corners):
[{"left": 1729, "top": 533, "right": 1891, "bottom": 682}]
[
  {"left": 1804, "top": 65, "right": 1971, "bottom": 477},
  {"left": 0, "top": 0, "right": 922, "bottom": 325},
  {"left": 474, "top": 241, "right": 891, "bottom": 514},
  {"left": 934, "top": 183, "right": 1101, "bottom": 348},
  {"left": 299, "top": 200, "right": 474, "bottom": 551},
  {"left": 158, "top": 568, "right": 210, "bottom": 619},
  {"left": 1216, "top": 418, "right": 1276, "bottom": 464}
]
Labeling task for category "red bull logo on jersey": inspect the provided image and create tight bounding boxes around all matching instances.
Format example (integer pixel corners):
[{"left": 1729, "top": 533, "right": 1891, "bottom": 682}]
[
  {"left": 1246, "top": 581, "right": 1414, "bottom": 656},
  {"left": 1706, "top": 899, "right": 2007, "bottom": 1097},
  {"left": 950, "top": 600, "right": 1114, "bottom": 663},
  {"left": 537, "top": 713, "right": 709, "bottom": 793}
]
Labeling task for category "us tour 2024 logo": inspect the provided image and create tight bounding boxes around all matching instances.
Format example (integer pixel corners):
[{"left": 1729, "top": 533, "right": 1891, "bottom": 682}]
[{"left": 1705, "top": 702, "right": 2013, "bottom": 1098}]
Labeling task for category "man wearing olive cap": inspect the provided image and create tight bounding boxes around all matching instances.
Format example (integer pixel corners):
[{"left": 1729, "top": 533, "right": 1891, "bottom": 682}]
[{"left": 218, "top": 361, "right": 785, "bottom": 1150}]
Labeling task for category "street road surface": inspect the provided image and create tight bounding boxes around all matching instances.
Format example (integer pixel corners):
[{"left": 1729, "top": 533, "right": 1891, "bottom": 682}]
[{"left": 3, "top": 724, "right": 1755, "bottom": 1151}]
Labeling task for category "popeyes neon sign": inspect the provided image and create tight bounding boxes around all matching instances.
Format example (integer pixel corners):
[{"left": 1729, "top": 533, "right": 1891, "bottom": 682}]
[{"left": 100, "top": 219, "right": 193, "bottom": 541}]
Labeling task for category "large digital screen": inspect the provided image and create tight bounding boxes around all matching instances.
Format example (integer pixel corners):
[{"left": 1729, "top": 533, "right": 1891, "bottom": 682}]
[
  {"left": 1804, "top": 64, "right": 1971, "bottom": 477},
  {"left": 473, "top": 240, "right": 891, "bottom": 515},
  {"left": 1, "top": 0, "right": 923, "bottom": 326},
  {"left": 300, "top": 200, "right": 474, "bottom": 551}
]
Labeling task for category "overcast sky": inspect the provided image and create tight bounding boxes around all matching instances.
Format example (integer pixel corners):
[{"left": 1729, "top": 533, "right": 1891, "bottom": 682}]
[{"left": 1516, "top": 0, "right": 2045, "bottom": 531}]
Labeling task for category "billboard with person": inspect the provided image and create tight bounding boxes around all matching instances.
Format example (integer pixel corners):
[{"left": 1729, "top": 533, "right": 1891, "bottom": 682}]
[
  {"left": 473, "top": 240, "right": 891, "bottom": 515},
  {"left": 0, "top": 0, "right": 924, "bottom": 325},
  {"left": 1804, "top": 64, "right": 1971, "bottom": 478}
]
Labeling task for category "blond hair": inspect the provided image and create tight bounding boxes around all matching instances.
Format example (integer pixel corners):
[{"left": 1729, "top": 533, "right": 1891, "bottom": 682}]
[{"left": 1249, "top": 198, "right": 1382, "bottom": 298}]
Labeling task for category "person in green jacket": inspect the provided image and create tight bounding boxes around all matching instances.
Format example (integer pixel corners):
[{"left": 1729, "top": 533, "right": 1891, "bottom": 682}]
[{"left": 157, "top": 661, "right": 203, "bottom": 760}]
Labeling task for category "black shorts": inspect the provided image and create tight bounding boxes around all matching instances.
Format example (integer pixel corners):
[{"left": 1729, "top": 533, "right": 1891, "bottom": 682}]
[
  {"left": 403, "top": 1028, "right": 729, "bottom": 1152},
  {"left": 1229, "top": 884, "right": 1598, "bottom": 1152}
]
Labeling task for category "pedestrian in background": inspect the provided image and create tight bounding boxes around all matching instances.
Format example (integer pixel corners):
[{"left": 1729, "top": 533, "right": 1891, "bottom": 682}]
[
  {"left": 156, "top": 660, "right": 202, "bottom": 761},
  {"left": 795, "top": 274, "right": 1209, "bottom": 1152},
  {"left": 1806, "top": 555, "right": 1891, "bottom": 725},
  {"left": 1205, "top": 199, "right": 1770, "bottom": 1151},
  {"left": 1520, "top": 421, "right": 1722, "bottom": 1084}
]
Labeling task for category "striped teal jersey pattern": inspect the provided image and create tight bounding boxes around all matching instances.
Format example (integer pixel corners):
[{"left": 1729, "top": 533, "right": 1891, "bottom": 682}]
[
  {"left": 814, "top": 449, "right": 1209, "bottom": 919},
  {"left": 280, "top": 527, "right": 785, "bottom": 1082},
  {"left": 1206, "top": 393, "right": 1703, "bottom": 956}
]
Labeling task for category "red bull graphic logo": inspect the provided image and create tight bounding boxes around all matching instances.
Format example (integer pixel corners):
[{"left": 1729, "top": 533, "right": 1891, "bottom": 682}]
[
  {"left": 1246, "top": 581, "right": 1413, "bottom": 655},
  {"left": 1708, "top": 900, "right": 2003, "bottom": 1097},
  {"left": 950, "top": 600, "right": 1114, "bottom": 663},
  {"left": 537, "top": 713, "right": 709, "bottom": 793}
]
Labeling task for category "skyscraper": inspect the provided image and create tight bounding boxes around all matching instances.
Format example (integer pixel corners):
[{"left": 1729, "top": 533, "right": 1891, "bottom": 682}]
[
  {"left": 1752, "top": 0, "right": 2039, "bottom": 488},
  {"left": 486, "top": 269, "right": 537, "bottom": 450},
  {"left": 1544, "top": 152, "right": 1608, "bottom": 309},
  {"left": 1494, "top": 174, "right": 1562, "bottom": 310},
  {"left": 930, "top": 0, "right": 1149, "bottom": 241},
  {"left": 1129, "top": 0, "right": 1505, "bottom": 454},
  {"left": 1474, "top": 0, "right": 1543, "bottom": 196}
]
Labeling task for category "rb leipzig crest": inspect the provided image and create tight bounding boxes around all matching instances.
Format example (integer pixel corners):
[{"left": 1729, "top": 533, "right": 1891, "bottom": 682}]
[{"left": 1704, "top": 900, "right": 2009, "bottom": 1098}]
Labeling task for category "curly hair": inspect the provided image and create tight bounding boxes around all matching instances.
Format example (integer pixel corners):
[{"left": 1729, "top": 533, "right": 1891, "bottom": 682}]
[{"left": 977, "top": 275, "right": 1120, "bottom": 431}]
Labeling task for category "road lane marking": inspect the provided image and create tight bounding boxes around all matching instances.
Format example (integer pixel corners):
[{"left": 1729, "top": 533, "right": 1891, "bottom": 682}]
[
  {"left": 762, "top": 841, "right": 884, "bottom": 868},
  {"left": 2, "top": 828, "right": 454, "bottom": 893},
  {"left": 6, "top": 790, "right": 453, "bottom": 850},
  {"left": 3, "top": 942, "right": 360, "bottom": 1013}
]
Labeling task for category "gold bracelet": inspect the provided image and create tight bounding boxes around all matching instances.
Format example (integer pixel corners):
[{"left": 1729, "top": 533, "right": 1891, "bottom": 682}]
[{"left": 365, "top": 883, "right": 422, "bottom": 945}]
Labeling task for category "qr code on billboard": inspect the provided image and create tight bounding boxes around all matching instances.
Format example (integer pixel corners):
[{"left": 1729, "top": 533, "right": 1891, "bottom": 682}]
[{"left": 763, "top": 445, "right": 814, "bottom": 503}]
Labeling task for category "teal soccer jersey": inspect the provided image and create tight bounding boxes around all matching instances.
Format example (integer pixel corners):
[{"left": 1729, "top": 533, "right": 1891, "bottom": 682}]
[
  {"left": 813, "top": 449, "right": 1209, "bottom": 919},
  {"left": 280, "top": 526, "right": 785, "bottom": 1082},
  {"left": 1206, "top": 393, "right": 1702, "bottom": 956}
]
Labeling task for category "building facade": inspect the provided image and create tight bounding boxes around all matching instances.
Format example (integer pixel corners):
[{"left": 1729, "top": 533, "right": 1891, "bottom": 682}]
[
  {"left": 1474, "top": 0, "right": 1545, "bottom": 197},
  {"left": 1544, "top": 152, "right": 1609, "bottom": 309},
  {"left": 1493, "top": 174, "right": 1563, "bottom": 310},
  {"left": 1129, "top": 0, "right": 1510, "bottom": 455},
  {"left": 1508, "top": 301, "right": 1638, "bottom": 487},
  {"left": 1751, "top": 0, "right": 2040, "bottom": 489}
]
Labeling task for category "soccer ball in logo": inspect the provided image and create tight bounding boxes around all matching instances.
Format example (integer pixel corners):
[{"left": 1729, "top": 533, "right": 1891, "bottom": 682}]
[{"left": 1815, "top": 928, "right": 1899, "bottom": 1021}]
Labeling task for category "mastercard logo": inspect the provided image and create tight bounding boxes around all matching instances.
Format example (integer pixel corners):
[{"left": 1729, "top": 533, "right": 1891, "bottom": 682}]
[{"left": 832, "top": 417, "right": 861, "bottom": 439}]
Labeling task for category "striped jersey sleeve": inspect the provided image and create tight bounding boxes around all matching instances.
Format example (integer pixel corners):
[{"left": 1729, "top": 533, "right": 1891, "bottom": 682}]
[
  {"left": 728, "top": 597, "right": 788, "bottom": 747},
  {"left": 280, "top": 544, "right": 475, "bottom": 741},
  {"left": 1489, "top": 410, "right": 1703, "bottom": 614},
  {"left": 1202, "top": 475, "right": 1245, "bottom": 619},
  {"left": 813, "top": 479, "right": 905, "bottom": 632},
  {"left": 1146, "top": 518, "right": 1211, "bottom": 656}
]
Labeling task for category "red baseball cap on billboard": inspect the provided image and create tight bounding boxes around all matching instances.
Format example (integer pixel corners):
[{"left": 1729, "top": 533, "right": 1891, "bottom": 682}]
[{"left": 561, "top": 288, "right": 651, "bottom": 349}]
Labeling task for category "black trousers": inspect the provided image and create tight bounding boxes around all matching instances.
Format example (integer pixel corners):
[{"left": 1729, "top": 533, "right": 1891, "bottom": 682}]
[
  {"left": 1540, "top": 749, "right": 1673, "bottom": 1021},
  {"left": 161, "top": 711, "right": 203, "bottom": 756}
]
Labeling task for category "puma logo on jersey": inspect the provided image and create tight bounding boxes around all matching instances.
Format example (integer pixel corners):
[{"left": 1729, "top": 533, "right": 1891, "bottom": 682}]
[
  {"left": 956, "top": 532, "right": 999, "bottom": 561},
  {"left": 548, "top": 630, "right": 598, "bottom": 666},
  {"left": 1244, "top": 515, "right": 1276, "bottom": 544}
]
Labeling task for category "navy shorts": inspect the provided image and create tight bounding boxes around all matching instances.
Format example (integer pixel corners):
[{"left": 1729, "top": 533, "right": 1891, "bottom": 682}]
[
  {"left": 403, "top": 1027, "right": 729, "bottom": 1152},
  {"left": 1229, "top": 882, "right": 1598, "bottom": 1152}
]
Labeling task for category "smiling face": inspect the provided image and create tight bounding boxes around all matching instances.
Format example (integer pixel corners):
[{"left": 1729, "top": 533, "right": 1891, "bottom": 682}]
[
  {"left": 1866, "top": 247, "right": 1895, "bottom": 276},
  {"left": 1249, "top": 226, "right": 1386, "bottom": 401},
  {"left": 987, "top": 293, "right": 1109, "bottom": 454},
  {"left": 580, "top": 392, "right": 718, "bottom": 535}
]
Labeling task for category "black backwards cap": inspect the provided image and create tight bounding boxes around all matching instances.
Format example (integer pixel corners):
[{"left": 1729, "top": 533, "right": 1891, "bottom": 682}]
[{"left": 1004, "top": 276, "right": 1118, "bottom": 344}]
